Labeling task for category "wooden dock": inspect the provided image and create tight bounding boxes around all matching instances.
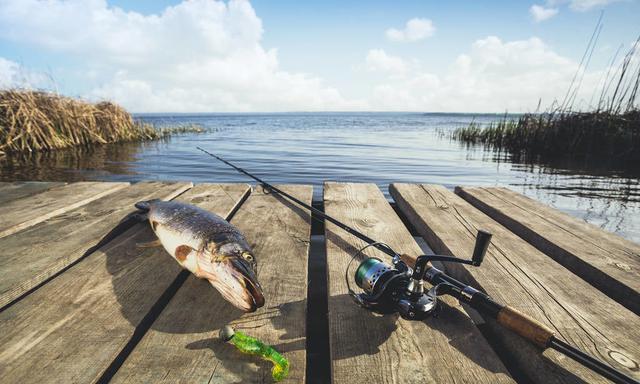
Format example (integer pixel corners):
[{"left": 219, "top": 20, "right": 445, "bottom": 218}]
[{"left": 0, "top": 181, "right": 638, "bottom": 383}]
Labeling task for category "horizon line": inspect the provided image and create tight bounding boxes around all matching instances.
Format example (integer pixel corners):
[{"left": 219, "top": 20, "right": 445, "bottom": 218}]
[{"left": 132, "top": 110, "right": 527, "bottom": 115}]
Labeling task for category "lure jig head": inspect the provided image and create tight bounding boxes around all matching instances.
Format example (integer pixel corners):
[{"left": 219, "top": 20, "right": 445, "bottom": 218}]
[
  {"left": 219, "top": 325, "right": 290, "bottom": 382},
  {"left": 200, "top": 148, "right": 640, "bottom": 384}
]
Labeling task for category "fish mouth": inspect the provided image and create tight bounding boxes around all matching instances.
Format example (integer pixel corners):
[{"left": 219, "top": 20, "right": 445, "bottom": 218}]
[{"left": 229, "top": 257, "right": 265, "bottom": 311}]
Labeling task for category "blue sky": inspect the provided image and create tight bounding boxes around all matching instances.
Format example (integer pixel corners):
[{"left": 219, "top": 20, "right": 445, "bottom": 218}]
[{"left": 0, "top": 0, "right": 638, "bottom": 112}]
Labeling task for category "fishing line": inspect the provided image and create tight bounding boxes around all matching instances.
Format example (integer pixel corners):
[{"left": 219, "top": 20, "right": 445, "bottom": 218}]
[
  {"left": 196, "top": 147, "right": 399, "bottom": 258},
  {"left": 345, "top": 241, "right": 395, "bottom": 301},
  {"left": 198, "top": 147, "right": 640, "bottom": 384}
]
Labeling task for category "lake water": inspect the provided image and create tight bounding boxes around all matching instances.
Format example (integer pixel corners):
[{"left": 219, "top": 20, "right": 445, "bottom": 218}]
[{"left": 1, "top": 112, "right": 638, "bottom": 243}]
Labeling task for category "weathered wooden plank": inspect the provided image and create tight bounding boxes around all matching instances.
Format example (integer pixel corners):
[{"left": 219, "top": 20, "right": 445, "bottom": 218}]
[
  {"left": 324, "top": 183, "right": 514, "bottom": 384},
  {"left": 0, "top": 181, "right": 129, "bottom": 238},
  {"left": 455, "top": 186, "right": 640, "bottom": 315},
  {"left": 391, "top": 184, "right": 640, "bottom": 383},
  {"left": 0, "top": 184, "right": 250, "bottom": 384},
  {"left": 0, "top": 181, "right": 192, "bottom": 310},
  {"left": 0, "top": 181, "right": 66, "bottom": 205},
  {"left": 111, "top": 185, "right": 312, "bottom": 384}
]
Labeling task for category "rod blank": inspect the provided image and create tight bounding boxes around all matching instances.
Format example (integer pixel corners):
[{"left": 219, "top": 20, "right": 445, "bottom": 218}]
[{"left": 197, "top": 147, "right": 639, "bottom": 384}]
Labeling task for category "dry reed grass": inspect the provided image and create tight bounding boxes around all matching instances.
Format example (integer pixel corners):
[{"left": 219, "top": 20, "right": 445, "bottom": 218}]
[{"left": 0, "top": 90, "right": 200, "bottom": 154}]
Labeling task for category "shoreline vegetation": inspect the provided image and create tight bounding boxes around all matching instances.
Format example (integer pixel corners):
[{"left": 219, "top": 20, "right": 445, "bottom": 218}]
[
  {"left": 453, "top": 109, "right": 639, "bottom": 166},
  {"left": 453, "top": 35, "right": 640, "bottom": 169},
  {"left": 0, "top": 89, "right": 203, "bottom": 155}
]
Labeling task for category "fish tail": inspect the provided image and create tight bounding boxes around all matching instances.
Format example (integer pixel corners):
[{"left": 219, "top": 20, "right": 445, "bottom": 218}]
[{"left": 135, "top": 198, "right": 161, "bottom": 212}]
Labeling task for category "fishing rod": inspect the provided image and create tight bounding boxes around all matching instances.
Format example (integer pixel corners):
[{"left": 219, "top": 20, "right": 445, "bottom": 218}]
[
  {"left": 197, "top": 147, "right": 638, "bottom": 384},
  {"left": 196, "top": 147, "right": 397, "bottom": 257}
]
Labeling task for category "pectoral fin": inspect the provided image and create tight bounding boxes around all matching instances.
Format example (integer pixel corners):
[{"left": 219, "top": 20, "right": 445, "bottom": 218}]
[
  {"left": 136, "top": 239, "right": 163, "bottom": 248},
  {"left": 174, "top": 244, "right": 202, "bottom": 277},
  {"left": 175, "top": 244, "right": 194, "bottom": 262}
]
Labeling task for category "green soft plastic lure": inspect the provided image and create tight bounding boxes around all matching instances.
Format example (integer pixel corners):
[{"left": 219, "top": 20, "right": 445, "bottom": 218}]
[{"left": 219, "top": 325, "right": 290, "bottom": 382}]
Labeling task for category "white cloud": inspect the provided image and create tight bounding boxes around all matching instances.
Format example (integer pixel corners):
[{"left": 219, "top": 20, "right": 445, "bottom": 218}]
[
  {"left": 0, "top": 1, "right": 628, "bottom": 113},
  {"left": 530, "top": 4, "right": 559, "bottom": 21},
  {"left": 0, "top": 57, "right": 47, "bottom": 88},
  {"left": 530, "top": 0, "right": 622, "bottom": 21},
  {"left": 569, "top": 0, "right": 622, "bottom": 11},
  {"left": 0, "top": 0, "right": 362, "bottom": 112},
  {"left": 0, "top": 58, "right": 20, "bottom": 87},
  {"left": 366, "top": 36, "right": 605, "bottom": 112},
  {"left": 385, "top": 18, "right": 435, "bottom": 42},
  {"left": 365, "top": 49, "right": 408, "bottom": 75}
]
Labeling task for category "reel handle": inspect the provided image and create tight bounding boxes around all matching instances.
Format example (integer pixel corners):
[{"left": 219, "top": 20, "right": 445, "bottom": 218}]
[
  {"left": 472, "top": 230, "right": 492, "bottom": 266},
  {"left": 407, "top": 230, "right": 493, "bottom": 282}
]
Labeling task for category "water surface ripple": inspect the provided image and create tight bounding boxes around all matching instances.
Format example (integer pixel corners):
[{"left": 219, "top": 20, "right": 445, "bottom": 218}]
[{"left": 1, "top": 112, "right": 638, "bottom": 243}]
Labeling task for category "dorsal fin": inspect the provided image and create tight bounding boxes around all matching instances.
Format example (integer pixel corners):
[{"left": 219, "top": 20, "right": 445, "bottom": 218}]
[{"left": 134, "top": 198, "right": 161, "bottom": 212}]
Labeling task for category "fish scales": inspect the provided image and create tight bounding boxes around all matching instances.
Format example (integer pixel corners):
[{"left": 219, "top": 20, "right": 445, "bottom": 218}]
[
  {"left": 152, "top": 203, "right": 247, "bottom": 245},
  {"left": 135, "top": 199, "right": 264, "bottom": 312}
]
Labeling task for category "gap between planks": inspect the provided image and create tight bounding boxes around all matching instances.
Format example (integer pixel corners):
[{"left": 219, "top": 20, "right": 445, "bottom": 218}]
[
  {"left": 0, "top": 184, "right": 250, "bottom": 384},
  {"left": 0, "top": 181, "right": 129, "bottom": 239},
  {"left": 0, "top": 181, "right": 67, "bottom": 205},
  {"left": 455, "top": 186, "right": 640, "bottom": 315},
  {"left": 391, "top": 183, "right": 640, "bottom": 384},
  {"left": 0, "top": 181, "right": 193, "bottom": 311},
  {"left": 324, "top": 182, "right": 514, "bottom": 384},
  {"left": 109, "top": 185, "right": 312, "bottom": 384}
]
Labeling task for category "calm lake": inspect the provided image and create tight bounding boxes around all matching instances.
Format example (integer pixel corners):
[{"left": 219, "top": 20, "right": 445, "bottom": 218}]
[{"left": 1, "top": 112, "right": 639, "bottom": 243}]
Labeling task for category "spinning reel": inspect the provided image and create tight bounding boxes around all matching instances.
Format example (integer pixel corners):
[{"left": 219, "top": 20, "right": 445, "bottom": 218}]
[
  {"left": 202, "top": 150, "right": 640, "bottom": 384},
  {"left": 347, "top": 230, "right": 492, "bottom": 320}
]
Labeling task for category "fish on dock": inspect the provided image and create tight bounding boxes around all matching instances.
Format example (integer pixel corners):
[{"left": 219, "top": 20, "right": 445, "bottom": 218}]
[{"left": 134, "top": 199, "right": 265, "bottom": 312}]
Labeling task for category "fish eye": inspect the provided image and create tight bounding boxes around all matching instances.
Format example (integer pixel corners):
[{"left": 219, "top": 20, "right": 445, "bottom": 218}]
[{"left": 242, "top": 253, "right": 254, "bottom": 262}]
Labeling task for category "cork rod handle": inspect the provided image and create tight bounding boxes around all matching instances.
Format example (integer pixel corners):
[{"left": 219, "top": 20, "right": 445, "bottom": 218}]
[{"left": 496, "top": 306, "right": 555, "bottom": 348}]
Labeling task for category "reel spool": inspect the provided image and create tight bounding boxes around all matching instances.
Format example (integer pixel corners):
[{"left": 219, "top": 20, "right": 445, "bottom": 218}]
[
  {"left": 348, "top": 231, "right": 493, "bottom": 321},
  {"left": 350, "top": 256, "right": 438, "bottom": 320},
  {"left": 354, "top": 258, "right": 393, "bottom": 295}
]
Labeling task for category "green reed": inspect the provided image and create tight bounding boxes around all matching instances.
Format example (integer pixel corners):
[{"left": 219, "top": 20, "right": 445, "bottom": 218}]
[{"left": 453, "top": 35, "right": 640, "bottom": 165}]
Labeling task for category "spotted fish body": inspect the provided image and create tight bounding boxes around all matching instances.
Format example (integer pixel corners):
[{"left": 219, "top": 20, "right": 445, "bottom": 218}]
[{"left": 135, "top": 199, "right": 265, "bottom": 312}]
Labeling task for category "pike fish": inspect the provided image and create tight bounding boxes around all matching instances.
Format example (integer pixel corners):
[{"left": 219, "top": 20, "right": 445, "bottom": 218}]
[{"left": 135, "top": 199, "right": 265, "bottom": 312}]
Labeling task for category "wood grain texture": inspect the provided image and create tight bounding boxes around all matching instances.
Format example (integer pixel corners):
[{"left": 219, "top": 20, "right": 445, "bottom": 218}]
[
  {"left": 112, "top": 185, "right": 313, "bottom": 383},
  {"left": 0, "top": 181, "right": 129, "bottom": 238},
  {"left": 111, "top": 185, "right": 312, "bottom": 384},
  {"left": 391, "top": 183, "right": 640, "bottom": 383},
  {"left": 324, "top": 182, "right": 514, "bottom": 384},
  {"left": 456, "top": 186, "right": 640, "bottom": 315},
  {"left": 0, "top": 183, "right": 250, "bottom": 384},
  {"left": 0, "top": 181, "right": 66, "bottom": 205},
  {"left": 0, "top": 181, "right": 193, "bottom": 310}
]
